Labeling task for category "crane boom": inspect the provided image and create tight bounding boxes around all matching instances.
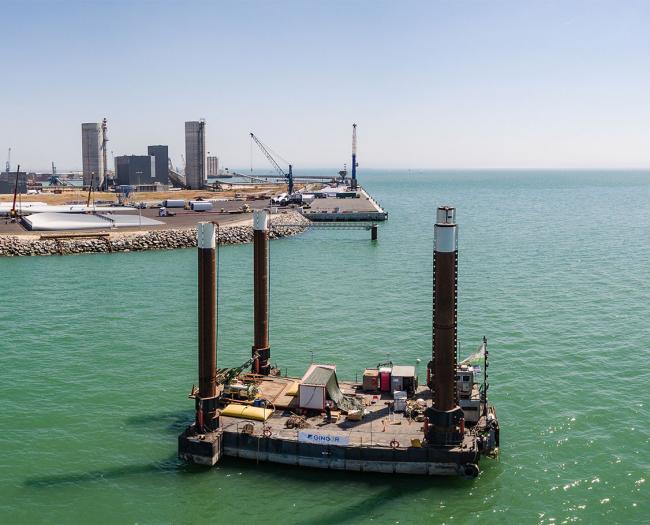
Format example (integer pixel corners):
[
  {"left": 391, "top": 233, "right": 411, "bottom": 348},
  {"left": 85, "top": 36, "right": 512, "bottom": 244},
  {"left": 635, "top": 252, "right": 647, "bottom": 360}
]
[
  {"left": 11, "top": 164, "right": 20, "bottom": 217},
  {"left": 250, "top": 133, "right": 293, "bottom": 195}
]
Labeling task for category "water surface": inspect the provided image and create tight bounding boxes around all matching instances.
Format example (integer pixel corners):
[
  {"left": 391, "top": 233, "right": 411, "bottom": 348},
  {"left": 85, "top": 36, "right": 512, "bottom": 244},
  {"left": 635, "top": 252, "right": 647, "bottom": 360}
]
[{"left": 1, "top": 170, "right": 648, "bottom": 524}]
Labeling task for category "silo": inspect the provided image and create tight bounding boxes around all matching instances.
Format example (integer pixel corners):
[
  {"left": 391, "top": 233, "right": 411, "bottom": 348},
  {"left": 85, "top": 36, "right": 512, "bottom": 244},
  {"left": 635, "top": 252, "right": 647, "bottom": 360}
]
[
  {"left": 81, "top": 123, "right": 104, "bottom": 189},
  {"left": 185, "top": 120, "right": 206, "bottom": 189},
  {"left": 148, "top": 145, "right": 169, "bottom": 184}
]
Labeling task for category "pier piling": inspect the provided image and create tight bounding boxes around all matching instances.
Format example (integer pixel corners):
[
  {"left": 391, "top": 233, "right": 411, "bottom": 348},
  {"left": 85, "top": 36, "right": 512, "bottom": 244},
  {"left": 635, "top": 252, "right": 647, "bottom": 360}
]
[
  {"left": 197, "top": 222, "right": 218, "bottom": 431},
  {"left": 252, "top": 211, "right": 271, "bottom": 375},
  {"left": 425, "top": 206, "right": 464, "bottom": 446}
]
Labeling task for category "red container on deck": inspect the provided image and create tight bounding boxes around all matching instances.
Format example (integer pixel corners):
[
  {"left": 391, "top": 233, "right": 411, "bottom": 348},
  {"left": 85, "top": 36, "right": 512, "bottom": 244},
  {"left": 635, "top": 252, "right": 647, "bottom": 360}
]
[{"left": 379, "top": 368, "right": 392, "bottom": 392}]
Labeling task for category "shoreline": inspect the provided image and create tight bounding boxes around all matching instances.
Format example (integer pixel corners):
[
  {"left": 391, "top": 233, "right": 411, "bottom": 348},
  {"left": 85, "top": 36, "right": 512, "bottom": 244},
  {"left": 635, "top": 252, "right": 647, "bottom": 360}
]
[{"left": 0, "top": 211, "right": 309, "bottom": 257}]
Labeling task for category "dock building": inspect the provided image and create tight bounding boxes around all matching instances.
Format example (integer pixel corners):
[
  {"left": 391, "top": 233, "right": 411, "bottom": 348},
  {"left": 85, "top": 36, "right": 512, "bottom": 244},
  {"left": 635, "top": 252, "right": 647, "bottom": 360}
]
[
  {"left": 114, "top": 155, "right": 156, "bottom": 186},
  {"left": 0, "top": 171, "right": 27, "bottom": 194},
  {"left": 81, "top": 122, "right": 104, "bottom": 189},
  {"left": 185, "top": 120, "right": 206, "bottom": 189}
]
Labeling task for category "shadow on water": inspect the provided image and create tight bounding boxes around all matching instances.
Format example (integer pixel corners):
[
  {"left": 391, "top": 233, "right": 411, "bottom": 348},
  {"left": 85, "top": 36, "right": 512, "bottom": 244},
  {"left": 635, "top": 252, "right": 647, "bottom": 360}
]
[
  {"left": 216, "top": 457, "right": 474, "bottom": 525},
  {"left": 26, "top": 407, "right": 482, "bottom": 525},
  {"left": 24, "top": 456, "right": 184, "bottom": 488},
  {"left": 124, "top": 410, "right": 192, "bottom": 435}
]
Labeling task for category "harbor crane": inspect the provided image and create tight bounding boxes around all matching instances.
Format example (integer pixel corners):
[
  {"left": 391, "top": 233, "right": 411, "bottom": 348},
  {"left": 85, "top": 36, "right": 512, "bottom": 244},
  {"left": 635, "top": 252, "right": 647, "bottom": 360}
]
[
  {"left": 250, "top": 132, "right": 294, "bottom": 195},
  {"left": 10, "top": 164, "right": 20, "bottom": 218},
  {"left": 48, "top": 162, "right": 69, "bottom": 186},
  {"left": 5, "top": 147, "right": 10, "bottom": 173},
  {"left": 351, "top": 123, "right": 358, "bottom": 190}
]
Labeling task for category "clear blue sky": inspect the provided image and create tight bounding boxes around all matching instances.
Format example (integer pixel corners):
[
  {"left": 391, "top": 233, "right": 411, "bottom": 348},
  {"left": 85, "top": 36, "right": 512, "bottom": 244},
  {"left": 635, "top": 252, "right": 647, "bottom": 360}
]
[{"left": 3, "top": 0, "right": 650, "bottom": 171}]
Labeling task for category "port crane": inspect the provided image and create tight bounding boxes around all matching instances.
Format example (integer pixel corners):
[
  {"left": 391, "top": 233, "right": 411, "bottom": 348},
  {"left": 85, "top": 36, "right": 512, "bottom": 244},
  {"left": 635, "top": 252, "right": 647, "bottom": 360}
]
[
  {"left": 250, "top": 133, "right": 294, "bottom": 195},
  {"left": 5, "top": 148, "right": 10, "bottom": 173},
  {"left": 10, "top": 164, "right": 20, "bottom": 218},
  {"left": 48, "top": 162, "right": 69, "bottom": 186}
]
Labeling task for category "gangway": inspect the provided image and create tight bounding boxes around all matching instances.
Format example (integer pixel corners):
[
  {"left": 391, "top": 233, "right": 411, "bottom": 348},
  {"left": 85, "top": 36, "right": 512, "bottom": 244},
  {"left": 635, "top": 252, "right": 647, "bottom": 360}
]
[
  {"left": 168, "top": 158, "right": 186, "bottom": 188},
  {"left": 273, "top": 221, "right": 379, "bottom": 239}
]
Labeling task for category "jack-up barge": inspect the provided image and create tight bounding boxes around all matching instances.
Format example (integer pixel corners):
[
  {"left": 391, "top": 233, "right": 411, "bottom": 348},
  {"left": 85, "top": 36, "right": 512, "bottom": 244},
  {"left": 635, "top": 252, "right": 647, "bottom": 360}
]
[{"left": 178, "top": 206, "right": 499, "bottom": 478}]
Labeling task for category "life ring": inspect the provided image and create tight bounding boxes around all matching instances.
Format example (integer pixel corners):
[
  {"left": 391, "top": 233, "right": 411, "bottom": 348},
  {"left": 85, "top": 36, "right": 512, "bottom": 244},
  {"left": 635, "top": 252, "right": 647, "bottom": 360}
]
[
  {"left": 390, "top": 439, "right": 400, "bottom": 449},
  {"left": 263, "top": 427, "right": 272, "bottom": 438}
]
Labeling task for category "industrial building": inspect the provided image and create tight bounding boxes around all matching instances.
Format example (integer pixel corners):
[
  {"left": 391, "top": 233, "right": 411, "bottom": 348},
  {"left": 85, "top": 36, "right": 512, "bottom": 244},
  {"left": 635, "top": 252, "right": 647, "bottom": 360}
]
[
  {"left": 114, "top": 155, "right": 156, "bottom": 186},
  {"left": 0, "top": 171, "right": 27, "bottom": 194},
  {"left": 207, "top": 156, "right": 219, "bottom": 177},
  {"left": 147, "top": 145, "right": 169, "bottom": 184},
  {"left": 185, "top": 120, "right": 206, "bottom": 189},
  {"left": 81, "top": 123, "right": 104, "bottom": 189}
]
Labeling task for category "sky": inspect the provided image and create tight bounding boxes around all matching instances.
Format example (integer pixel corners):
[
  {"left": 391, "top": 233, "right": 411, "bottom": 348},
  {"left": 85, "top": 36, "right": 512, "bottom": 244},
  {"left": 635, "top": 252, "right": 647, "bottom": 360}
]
[{"left": 2, "top": 0, "right": 650, "bottom": 172}]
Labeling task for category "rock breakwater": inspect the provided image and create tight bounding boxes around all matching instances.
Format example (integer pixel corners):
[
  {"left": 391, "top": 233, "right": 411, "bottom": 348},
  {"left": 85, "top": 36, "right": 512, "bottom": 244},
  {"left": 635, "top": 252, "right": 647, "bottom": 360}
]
[{"left": 0, "top": 211, "right": 309, "bottom": 257}]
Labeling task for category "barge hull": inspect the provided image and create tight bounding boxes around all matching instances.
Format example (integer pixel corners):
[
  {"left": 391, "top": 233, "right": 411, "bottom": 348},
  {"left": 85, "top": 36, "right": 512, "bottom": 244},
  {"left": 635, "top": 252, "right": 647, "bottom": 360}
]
[{"left": 217, "top": 428, "right": 480, "bottom": 476}]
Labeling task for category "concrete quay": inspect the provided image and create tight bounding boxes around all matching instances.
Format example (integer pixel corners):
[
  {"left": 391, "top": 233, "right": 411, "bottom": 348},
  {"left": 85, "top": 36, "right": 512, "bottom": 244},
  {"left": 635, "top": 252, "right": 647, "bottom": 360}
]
[{"left": 301, "top": 187, "right": 388, "bottom": 222}]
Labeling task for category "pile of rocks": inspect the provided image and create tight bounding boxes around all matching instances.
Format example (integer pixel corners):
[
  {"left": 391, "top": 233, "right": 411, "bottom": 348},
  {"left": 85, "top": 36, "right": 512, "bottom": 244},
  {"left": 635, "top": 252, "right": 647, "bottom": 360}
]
[{"left": 0, "top": 211, "right": 310, "bottom": 257}]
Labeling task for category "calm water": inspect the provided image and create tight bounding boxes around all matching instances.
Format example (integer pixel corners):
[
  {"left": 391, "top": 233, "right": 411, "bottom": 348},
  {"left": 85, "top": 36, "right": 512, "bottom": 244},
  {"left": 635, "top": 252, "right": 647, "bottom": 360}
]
[{"left": 1, "top": 171, "right": 648, "bottom": 524}]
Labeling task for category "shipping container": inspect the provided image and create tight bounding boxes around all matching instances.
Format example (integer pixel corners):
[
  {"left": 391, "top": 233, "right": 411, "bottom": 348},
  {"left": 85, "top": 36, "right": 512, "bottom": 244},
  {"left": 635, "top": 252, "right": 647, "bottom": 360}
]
[
  {"left": 379, "top": 367, "right": 392, "bottom": 392},
  {"left": 362, "top": 369, "right": 379, "bottom": 392}
]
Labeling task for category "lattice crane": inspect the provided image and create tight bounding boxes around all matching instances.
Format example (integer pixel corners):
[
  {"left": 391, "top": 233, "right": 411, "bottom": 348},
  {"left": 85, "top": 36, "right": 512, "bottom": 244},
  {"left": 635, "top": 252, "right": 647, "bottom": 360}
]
[{"left": 249, "top": 132, "right": 293, "bottom": 195}]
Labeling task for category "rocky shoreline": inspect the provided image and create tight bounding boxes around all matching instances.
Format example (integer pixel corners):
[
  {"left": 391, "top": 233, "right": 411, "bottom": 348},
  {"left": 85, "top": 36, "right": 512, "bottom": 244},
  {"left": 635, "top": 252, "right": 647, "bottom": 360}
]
[{"left": 0, "top": 211, "right": 309, "bottom": 257}]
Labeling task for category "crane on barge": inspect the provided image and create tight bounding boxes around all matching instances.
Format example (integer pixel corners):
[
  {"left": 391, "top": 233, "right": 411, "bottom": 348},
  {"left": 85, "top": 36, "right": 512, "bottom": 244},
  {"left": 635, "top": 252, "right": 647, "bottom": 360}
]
[{"left": 250, "top": 132, "right": 294, "bottom": 195}]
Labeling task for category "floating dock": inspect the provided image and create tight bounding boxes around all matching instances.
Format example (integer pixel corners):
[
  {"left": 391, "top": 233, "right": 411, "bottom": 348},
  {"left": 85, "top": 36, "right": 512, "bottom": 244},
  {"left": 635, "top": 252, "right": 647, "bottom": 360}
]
[{"left": 178, "top": 207, "right": 499, "bottom": 478}]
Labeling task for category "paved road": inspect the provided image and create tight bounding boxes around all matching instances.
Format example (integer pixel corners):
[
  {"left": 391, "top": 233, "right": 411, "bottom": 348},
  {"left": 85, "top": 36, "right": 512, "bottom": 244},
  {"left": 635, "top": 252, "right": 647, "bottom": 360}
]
[{"left": 0, "top": 199, "right": 273, "bottom": 236}]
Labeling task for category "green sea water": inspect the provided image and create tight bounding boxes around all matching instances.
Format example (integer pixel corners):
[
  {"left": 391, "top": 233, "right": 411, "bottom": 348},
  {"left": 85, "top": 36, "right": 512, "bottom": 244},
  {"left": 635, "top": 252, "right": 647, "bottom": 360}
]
[{"left": 1, "top": 170, "right": 649, "bottom": 524}]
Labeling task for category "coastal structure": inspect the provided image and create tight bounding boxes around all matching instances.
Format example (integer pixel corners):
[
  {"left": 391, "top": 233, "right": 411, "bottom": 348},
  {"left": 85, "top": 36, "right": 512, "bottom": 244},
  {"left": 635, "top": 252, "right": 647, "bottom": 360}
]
[
  {"left": 185, "top": 120, "right": 206, "bottom": 189},
  {"left": 178, "top": 207, "right": 499, "bottom": 477},
  {"left": 81, "top": 122, "right": 104, "bottom": 189}
]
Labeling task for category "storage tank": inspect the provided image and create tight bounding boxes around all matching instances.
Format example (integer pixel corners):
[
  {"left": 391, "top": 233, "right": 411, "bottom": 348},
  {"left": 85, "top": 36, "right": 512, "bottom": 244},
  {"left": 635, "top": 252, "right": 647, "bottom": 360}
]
[{"left": 190, "top": 201, "right": 213, "bottom": 212}]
